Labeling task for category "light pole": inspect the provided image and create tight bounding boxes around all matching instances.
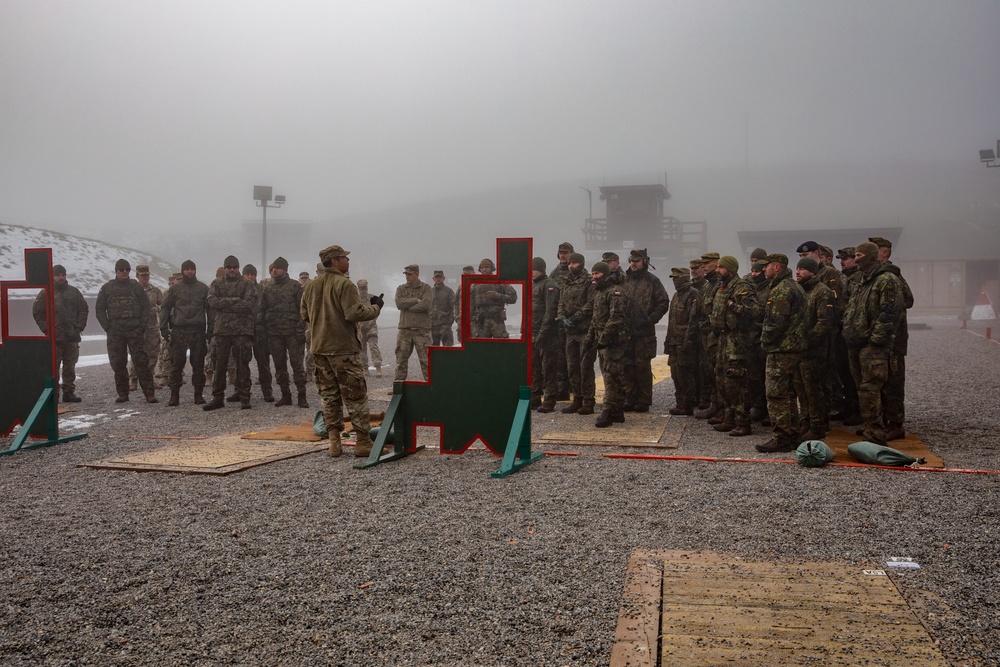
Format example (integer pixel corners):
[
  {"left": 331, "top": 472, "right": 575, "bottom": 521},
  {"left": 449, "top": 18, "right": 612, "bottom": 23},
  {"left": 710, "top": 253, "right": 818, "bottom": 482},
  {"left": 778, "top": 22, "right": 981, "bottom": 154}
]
[{"left": 253, "top": 186, "right": 286, "bottom": 270}]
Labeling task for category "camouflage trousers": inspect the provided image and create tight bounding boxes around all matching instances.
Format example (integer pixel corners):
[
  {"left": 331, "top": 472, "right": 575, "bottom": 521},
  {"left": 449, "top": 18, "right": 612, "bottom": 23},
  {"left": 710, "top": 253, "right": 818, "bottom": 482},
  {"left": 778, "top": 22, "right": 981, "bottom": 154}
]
[
  {"left": 849, "top": 345, "right": 889, "bottom": 444},
  {"left": 168, "top": 328, "right": 207, "bottom": 391},
  {"left": 765, "top": 351, "right": 801, "bottom": 446},
  {"left": 793, "top": 354, "right": 830, "bottom": 435},
  {"left": 622, "top": 334, "right": 658, "bottom": 408},
  {"left": 748, "top": 339, "right": 768, "bottom": 413},
  {"left": 667, "top": 355, "right": 698, "bottom": 412},
  {"left": 360, "top": 328, "right": 382, "bottom": 370},
  {"left": 719, "top": 355, "right": 752, "bottom": 426},
  {"left": 833, "top": 333, "right": 858, "bottom": 415},
  {"left": 598, "top": 345, "right": 627, "bottom": 411},
  {"left": 472, "top": 312, "right": 508, "bottom": 338},
  {"left": 884, "top": 351, "right": 906, "bottom": 428},
  {"left": 699, "top": 332, "right": 718, "bottom": 405},
  {"left": 314, "top": 353, "right": 372, "bottom": 446},
  {"left": 128, "top": 326, "right": 161, "bottom": 383},
  {"left": 54, "top": 340, "right": 80, "bottom": 395},
  {"left": 531, "top": 332, "right": 559, "bottom": 405},
  {"left": 565, "top": 332, "right": 597, "bottom": 403},
  {"left": 268, "top": 334, "right": 306, "bottom": 392},
  {"left": 303, "top": 328, "right": 315, "bottom": 377},
  {"left": 211, "top": 334, "right": 252, "bottom": 401},
  {"left": 431, "top": 324, "right": 454, "bottom": 347},
  {"left": 108, "top": 328, "right": 154, "bottom": 398},
  {"left": 252, "top": 333, "right": 273, "bottom": 396},
  {"left": 395, "top": 328, "right": 429, "bottom": 382},
  {"left": 555, "top": 327, "right": 569, "bottom": 398}
]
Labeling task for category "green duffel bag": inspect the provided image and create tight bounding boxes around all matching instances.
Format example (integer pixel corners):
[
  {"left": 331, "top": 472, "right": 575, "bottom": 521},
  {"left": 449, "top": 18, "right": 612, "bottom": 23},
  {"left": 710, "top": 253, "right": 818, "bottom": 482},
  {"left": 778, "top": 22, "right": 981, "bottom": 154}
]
[
  {"left": 313, "top": 410, "right": 327, "bottom": 438},
  {"left": 847, "top": 441, "right": 925, "bottom": 466},
  {"left": 796, "top": 440, "right": 835, "bottom": 467}
]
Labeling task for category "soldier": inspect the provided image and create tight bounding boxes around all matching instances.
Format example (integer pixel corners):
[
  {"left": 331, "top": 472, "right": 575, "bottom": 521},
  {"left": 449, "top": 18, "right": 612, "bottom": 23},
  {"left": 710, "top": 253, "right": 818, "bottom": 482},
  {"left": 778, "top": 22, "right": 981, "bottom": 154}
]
[
  {"left": 694, "top": 252, "right": 723, "bottom": 420},
  {"left": 663, "top": 266, "right": 702, "bottom": 416},
  {"left": 793, "top": 257, "right": 835, "bottom": 440},
  {"left": 549, "top": 242, "right": 575, "bottom": 400},
  {"left": 842, "top": 242, "right": 904, "bottom": 446},
  {"left": 202, "top": 255, "right": 256, "bottom": 411},
  {"left": 429, "top": 270, "right": 456, "bottom": 347},
  {"left": 869, "top": 236, "right": 912, "bottom": 441},
  {"left": 156, "top": 272, "right": 183, "bottom": 384},
  {"left": 204, "top": 265, "right": 225, "bottom": 387},
  {"left": 688, "top": 258, "right": 707, "bottom": 408},
  {"left": 298, "top": 271, "right": 312, "bottom": 287},
  {"left": 530, "top": 257, "right": 560, "bottom": 412},
  {"left": 832, "top": 246, "right": 862, "bottom": 425},
  {"left": 470, "top": 258, "right": 517, "bottom": 338},
  {"left": 32, "top": 264, "right": 88, "bottom": 403},
  {"left": 747, "top": 257, "right": 771, "bottom": 423},
  {"left": 586, "top": 261, "right": 629, "bottom": 428},
  {"left": 744, "top": 248, "right": 767, "bottom": 279},
  {"left": 159, "top": 260, "right": 210, "bottom": 406},
  {"left": 259, "top": 256, "right": 308, "bottom": 408},
  {"left": 756, "top": 253, "right": 807, "bottom": 453},
  {"left": 301, "top": 244, "right": 383, "bottom": 458},
  {"left": 240, "top": 264, "right": 274, "bottom": 402},
  {"left": 602, "top": 251, "right": 626, "bottom": 281},
  {"left": 394, "top": 264, "right": 431, "bottom": 382},
  {"left": 557, "top": 252, "right": 596, "bottom": 415},
  {"left": 356, "top": 279, "right": 383, "bottom": 376},
  {"left": 128, "top": 264, "right": 163, "bottom": 391},
  {"left": 302, "top": 269, "right": 316, "bottom": 382},
  {"left": 95, "top": 259, "right": 157, "bottom": 403},
  {"left": 454, "top": 265, "right": 475, "bottom": 345},
  {"left": 621, "top": 248, "right": 670, "bottom": 412}
]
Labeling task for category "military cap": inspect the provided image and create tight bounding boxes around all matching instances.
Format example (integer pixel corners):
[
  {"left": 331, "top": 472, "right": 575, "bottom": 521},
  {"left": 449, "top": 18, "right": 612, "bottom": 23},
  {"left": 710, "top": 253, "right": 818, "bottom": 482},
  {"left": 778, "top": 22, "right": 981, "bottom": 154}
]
[
  {"left": 115, "top": 258, "right": 131, "bottom": 272},
  {"left": 819, "top": 244, "right": 834, "bottom": 258},
  {"left": 868, "top": 236, "right": 892, "bottom": 249},
  {"left": 271, "top": 257, "right": 289, "bottom": 271},
  {"left": 796, "top": 257, "right": 820, "bottom": 273},
  {"left": 171, "top": 272, "right": 183, "bottom": 280},
  {"left": 404, "top": 264, "right": 419, "bottom": 274},
  {"left": 856, "top": 241, "right": 879, "bottom": 258},
  {"left": 316, "top": 263, "right": 324, "bottom": 273},
  {"left": 796, "top": 241, "right": 820, "bottom": 253},
  {"left": 700, "top": 252, "right": 720, "bottom": 262},
  {"left": 558, "top": 242, "right": 574, "bottom": 253},
  {"left": 299, "top": 271, "right": 310, "bottom": 279},
  {"left": 242, "top": 264, "right": 257, "bottom": 276},
  {"left": 763, "top": 253, "right": 789, "bottom": 265},
  {"left": 532, "top": 257, "right": 546, "bottom": 272},
  {"left": 462, "top": 265, "right": 475, "bottom": 273},
  {"left": 689, "top": 259, "right": 703, "bottom": 270},
  {"left": 433, "top": 269, "right": 444, "bottom": 277},
  {"left": 568, "top": 252, "right": 585, "bottom": 264},
  {"left": 181, "top": 259, "right": 196, "bottom": 271},
  {"left": 669, "top": 266, "right": 690, "bottom": 278},
  {"left": 319, "top": 245, "right": 349, "bottom": 262},
  {"left": 602, "top": 251, "right": 619, "bottom": 262},
  {"left": 750, "top": 247, "right": 767, "bottom": 261},
  {"left": 592, "top": 261, "right": 610, "bottom": 275},
  {"left": 836, "top": 247, "right": 856, "bottom": 260},
  {"left": 223, "top": 255, "right": 239, "bottom": 269},
  {"left": 718, "top": 255, "right": 739, "bottom": 274},
  {"left": 135, "top": 264, "right": 150, "bottom": 275},
  {"left": 752, "top": 259, "right": 768, "bottom": 272},
  {"left": 479, "top": 258, "right": 495, "bottom": 270},
  {"left": 52, "top": 264, "right": 67, "bottom": 275},
  {"left": 630, "top": 248, "right": 649, "bottom": 260}
]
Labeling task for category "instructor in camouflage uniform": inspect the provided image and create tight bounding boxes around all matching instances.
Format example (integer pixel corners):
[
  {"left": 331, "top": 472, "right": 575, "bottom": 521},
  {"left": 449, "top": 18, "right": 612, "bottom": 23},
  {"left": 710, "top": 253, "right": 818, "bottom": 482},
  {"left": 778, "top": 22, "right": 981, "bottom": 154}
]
[
  {"left": 259, "top": 256, "right": 308, "bottom": 408},
  {"left": 96, "top": 259, "right": 158, "bottom": 403},
  {"left": 32, "top": 264, "right": 88, "bottom": 403},
  {"left": 128, "top": 264, "right": 163, "bottom": 391},
  {"left": 621, "top": 248, "right": 669, "bottom": 413},
  {"left": 202, "top": 255, "right": 256, "bottom": 411},
  {"left": 394, "top": 264, "right": 431, "bottom": 382},
  {"left": 159, "top": 260, "right": 210, "bottom": 406}
]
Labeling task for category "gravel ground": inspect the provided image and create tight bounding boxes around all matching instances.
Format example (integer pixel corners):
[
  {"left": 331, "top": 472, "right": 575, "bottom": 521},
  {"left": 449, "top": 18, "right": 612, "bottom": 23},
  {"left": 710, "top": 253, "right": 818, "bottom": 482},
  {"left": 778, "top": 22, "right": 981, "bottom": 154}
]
[{"left": 1, "top": 317, "right": 998, "bottom": 666}]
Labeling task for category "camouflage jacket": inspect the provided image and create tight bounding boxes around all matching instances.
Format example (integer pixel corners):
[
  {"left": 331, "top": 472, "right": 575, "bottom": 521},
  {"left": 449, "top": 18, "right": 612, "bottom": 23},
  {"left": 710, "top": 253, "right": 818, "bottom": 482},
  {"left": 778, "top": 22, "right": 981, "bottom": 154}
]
[
  {"left": 33, "top": 281, "right": 88, "bottom": 342},
  {"left": 622, "top": 267, "right": 670, "bottom": 338},
  {"left": 799, "top": 274, "right": 835, "bottom": 357},
  {"left": 470, "top": 281, "right": 517, "bottom": 322},
  {"left": 430, "top": 283, "right": 456, "bottom": 327},
  {"left": 711, "top": 275, "right": 760, "bottom": 358},
  {"left": 159, "top": 276, "right": 210, "bottom": 334},
  {"left": 207, "top": 275, "right": 257, "bottom": 336},
  {"left": 760, "top": 269, "right": 807, "bottom": 354},
  {"left": 259, "top": 274, "right": 305, "bottom": 336},
  {"left": 96, "top": 277, "right": 151, "bottom": 333},
  {"left": 817, "top": 264, "right": 846, "bottom": 319},
  {"left": 882, "top": 262, "right": 912, "bottom": 354},
  {"left": 699, "top": 272, "right": 721, "bottom": 337},
  {"left": 140, "top": 283, "right": 163, "bottom": 330},
  {"left": 357, "top": 288, "right": 379, "bottom": 336},
  {"left": 842, "top": 263, "right": 902, "bottom": 350},
  {"left": 665, "top": 281, "right": 702, "bottom": 356},
  {"left": 531, "top": 274, "right": 560, "bottom": 341},
  {"left": 556, "top": 267, "right": 593, "bottom": 335},
  {"left": 587, "top": 274, "right": 629, "bottom": 349},
  {"left": 301, "top": 268, "right": 380, "bottom": 355},
  {"left": 395, "top": 280, "right": 431, "bottom": 330},
  {"left": 549, "top": 263, "right": 571, "bottom": 290}
]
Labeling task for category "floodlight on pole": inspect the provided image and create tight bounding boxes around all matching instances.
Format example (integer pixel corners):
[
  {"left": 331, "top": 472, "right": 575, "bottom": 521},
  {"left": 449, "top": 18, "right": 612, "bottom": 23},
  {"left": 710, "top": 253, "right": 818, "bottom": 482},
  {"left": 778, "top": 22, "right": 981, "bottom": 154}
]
[
  {"left": 253, "top": 186, "right": 286, "bottom": 270},
  {"left": 979, "top": 140, "right": 1000, "bottom": 168}
]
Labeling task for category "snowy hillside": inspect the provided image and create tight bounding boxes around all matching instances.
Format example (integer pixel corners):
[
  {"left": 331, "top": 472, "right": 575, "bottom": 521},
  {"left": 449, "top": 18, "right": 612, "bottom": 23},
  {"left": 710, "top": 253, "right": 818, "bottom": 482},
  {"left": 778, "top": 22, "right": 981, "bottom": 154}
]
[{"left": 1, "top": 223, "right": 175, "bottom": 297}]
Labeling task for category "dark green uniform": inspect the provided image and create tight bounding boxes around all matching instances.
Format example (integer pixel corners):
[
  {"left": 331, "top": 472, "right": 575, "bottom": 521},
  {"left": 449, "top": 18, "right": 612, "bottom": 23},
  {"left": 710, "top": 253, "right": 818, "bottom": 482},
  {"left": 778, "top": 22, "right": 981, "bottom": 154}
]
[
  {"left": 710, "top": 274, "right": 760, "bottom": 429},
  {"left": 531, "top": 274, "right": 560, "bottom": 408},
  {"left": 588, "top": 273, "right": 629, "bottom": 421},
  {"left": 96, "top": 276, "right": 156, "bottom": 401},
  {"left": 207, "top": 274, "right": 257, "bottom": 403},
  {"left": 664, "top": 275, "right": 702, "bottom": 414},
  {"left": 556, "top": 266, "right": 596, "bottom": 412},
  {"left": 33, "top": 279, "right": 89, "bottom": 399},
  {"left": 793, "top": 274, "right": 834, "bottom": 437},
  {"left": 259, "top": 274, "right": 307, "bottom": 404},
  {"left": 621, "top": 266, "right": 670, "bottom": 410},
  {"left": 159, "top": 274, "right": 211, "bottom": 401},
  {"left": 760, "top": 268, "right": 807, "bottom": 448}
]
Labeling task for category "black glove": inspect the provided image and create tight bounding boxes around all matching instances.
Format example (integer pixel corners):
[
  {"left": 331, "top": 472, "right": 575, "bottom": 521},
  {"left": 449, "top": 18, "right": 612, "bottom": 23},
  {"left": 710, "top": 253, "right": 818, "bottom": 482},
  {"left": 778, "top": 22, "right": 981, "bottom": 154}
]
[{"left": 370, "top": 293, "right": 385, "bottom": 309}]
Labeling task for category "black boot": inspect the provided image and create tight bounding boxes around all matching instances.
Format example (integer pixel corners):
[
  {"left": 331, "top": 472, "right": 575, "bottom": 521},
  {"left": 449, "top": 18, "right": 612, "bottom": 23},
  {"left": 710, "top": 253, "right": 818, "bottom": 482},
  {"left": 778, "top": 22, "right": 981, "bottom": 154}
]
[
  {"left": 168, "top": 388, "right": 180, "bottom": 406},
  {"left": 62, "top": 392, "right": 82, "bottom": 403},
  {"left": 595, "top": 409, "right": 614, "bottom": 428},
  {"left": 275, "top": 389, "right": 292, "bottom": 407},
  {"left": 297, "top": 390, "right": 309, "bottom": 408},
  {"left": 202, "top": 398, "right": 224, "bottom": 411},
  {"left": 561, "top": 397, "right": 583, "bottom": 414}
]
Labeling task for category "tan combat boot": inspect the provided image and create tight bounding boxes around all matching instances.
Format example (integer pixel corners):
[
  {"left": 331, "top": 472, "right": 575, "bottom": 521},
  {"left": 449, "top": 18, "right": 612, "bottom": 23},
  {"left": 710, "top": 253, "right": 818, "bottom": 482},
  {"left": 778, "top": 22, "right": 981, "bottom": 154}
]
[
  {"left": 354, "top": 436, "right": 373, "bottom": 458},
  {"left": 328, "top": 435, "right": 342, "bottom": 458}
]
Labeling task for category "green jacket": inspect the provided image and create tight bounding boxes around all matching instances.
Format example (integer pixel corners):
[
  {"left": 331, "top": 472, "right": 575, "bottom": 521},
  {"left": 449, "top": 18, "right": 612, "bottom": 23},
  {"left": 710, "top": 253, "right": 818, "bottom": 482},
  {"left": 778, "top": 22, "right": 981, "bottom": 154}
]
[
  {"left": 587, "top": 274, "right": 629, "bottom": 349},
  {"left": 842, "top": 262, "right": 902, "bottom": 350},
  {"left": 33, "top": 281, "right": 89, "bottom": 342},
  {"left": 395, "top": 280, "right": 432, "bottom": 330},
  {"left": 622, "top": 267, "right": 670, "bottom": 338},
  {"left": 301, "top": 268, "right": 380, "bottom": 355},
  {"left": 799, "top": 274, "right": 834, "bottom": 357},
  {"left": 665, "top": 281, "right": 702, "bottom": 356},
  {"left": 556, "top": 267, "right": 593, "bottom": 335},
  {"left": 531, "top": 274, "right": 560, "bottom": 341},
  {"left": 711, "top": 275, "right": 760, "bottom": 359},
  {"left": 761, "top": 268, "right": 807, "bottom": 354},
  {"left": 207, "top": 275, "right": 256, "bottom": 336},
  {"left": 259, "top": 274, "right": 305, "bottom": 337},
  {"left": 96, "top": 277, "right": 150, "bottom": 333},
  {"left": 159, "top": 276, "right": 210, "bottom": 334}
]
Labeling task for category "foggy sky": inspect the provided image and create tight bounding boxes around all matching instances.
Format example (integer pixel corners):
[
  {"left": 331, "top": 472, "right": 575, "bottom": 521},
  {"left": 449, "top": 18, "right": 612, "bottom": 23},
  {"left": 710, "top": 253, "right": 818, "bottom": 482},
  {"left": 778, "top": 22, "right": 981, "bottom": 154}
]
[{"left": 2, "top": 0, "right": 999, "bottom": 237}]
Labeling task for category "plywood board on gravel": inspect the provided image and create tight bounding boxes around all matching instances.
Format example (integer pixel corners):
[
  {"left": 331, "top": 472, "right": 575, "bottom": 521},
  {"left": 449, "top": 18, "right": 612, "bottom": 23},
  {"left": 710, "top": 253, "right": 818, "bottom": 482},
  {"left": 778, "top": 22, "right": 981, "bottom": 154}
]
[
  {"left": 611, "top": 549, "right": 949, "bottom": 667},
  {"left": 78, "top": 435, "right": 325, "bottom": 475},
  {"left": 590, "top": 354, "right": 671, "bottom": 403},
  {"left": 823, "top": 426, "right": 944, "bottom": 467},
  {"left": 540, "top": 413, "right": 678, "bottom": 448}
]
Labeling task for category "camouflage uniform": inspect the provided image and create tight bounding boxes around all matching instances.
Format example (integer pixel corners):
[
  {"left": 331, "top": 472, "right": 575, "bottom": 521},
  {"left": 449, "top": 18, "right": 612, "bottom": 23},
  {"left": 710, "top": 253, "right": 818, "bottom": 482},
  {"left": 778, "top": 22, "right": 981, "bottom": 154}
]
[
  {"left": 621, "top": 255, "right": 670, "bottom": 411},
  {"left": 748, "top": 267, "right": 771, "bottom": 418},
  {"left": 759, "top": 264, "right": 807, "bottom": 449},
  {"left": 206, "top": 268, "right": 257, "bottom": 405},
  {"left": 356, "top": 285, "right": 383, "bottom": 373},
  {"left": 95, "top": 269, "right": 156, "bottom": 401},
  {"left": 244, "top": 274, "right": 274, "bottom": 401},
  {"left": 710, "top": 272, "right": 760, "bottom": 429},
  {"left": 664, "top": 269, "right": 702, "bottom": 414},
  {"left": 128, "top": 275, "right": 163, "bottom": 389},
  {"left": 834, "top": 262, "right": 863, "bottom": 418},
  {"left": 556, "top": 263, "right": 596, "bottom": 412},
  {"left": 881, "top": 261, "right": 913, "bottom": 435},
  {"left": 394, "top": 270, "right": 432, "bottom": 382},
  {"left": 430, "top": 278, "right": 456, "bottom": 347},
  {"left": 842, "top": 257, "right": 903, "bottom": 445},
  {"left": 531, "top": 267, "right": 560, "bottom": 409},
  {"left": 588, "top": 271, "right": 629, "bottom": 424},
  {"left": 32, "top": 271, "right": 88, "bottom": 400},
  {"left": 793, "top": 272, "right": 835, "bottom": 437},
  {"left": 159, "top": 269, "right": 210, "bottom": 403},
  {"left": 259, "top": 268, "right": 307, "bottom": 405},
  {"left": 697, "top": 271, "right": 721, "bottom": 411},
  {"left": 471, "top": 259, "right": 517, "bottom": 338},
  {"left": 549, "top": 253, "right": 573, "bottom": 400}
]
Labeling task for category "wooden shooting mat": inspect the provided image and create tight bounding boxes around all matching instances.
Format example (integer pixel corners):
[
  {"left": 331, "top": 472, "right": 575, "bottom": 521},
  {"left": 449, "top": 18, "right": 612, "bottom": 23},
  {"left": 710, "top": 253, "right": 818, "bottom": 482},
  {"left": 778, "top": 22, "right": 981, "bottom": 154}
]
[
  {"left": 611, "top": 550, "right": 948, "bottom": 666},
  {"left": 539, "top": 412, "right": 681, "bottom": 449},
  {"left": 590, "top": 354, "right": 671, "bottom": 403}
]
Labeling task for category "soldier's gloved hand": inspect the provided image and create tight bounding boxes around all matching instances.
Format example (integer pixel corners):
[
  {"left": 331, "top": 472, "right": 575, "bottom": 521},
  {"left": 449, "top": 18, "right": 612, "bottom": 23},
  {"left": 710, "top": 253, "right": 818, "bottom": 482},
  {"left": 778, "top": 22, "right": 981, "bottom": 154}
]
[
  {"left": 560, "top": 316, "right": 573, "bottom": 329},
  {"left": 370, "top": 293, "right": 385, "bottom": 309},
  {"left": 487, "top": 291, "right": 504, "bottom": 302}
]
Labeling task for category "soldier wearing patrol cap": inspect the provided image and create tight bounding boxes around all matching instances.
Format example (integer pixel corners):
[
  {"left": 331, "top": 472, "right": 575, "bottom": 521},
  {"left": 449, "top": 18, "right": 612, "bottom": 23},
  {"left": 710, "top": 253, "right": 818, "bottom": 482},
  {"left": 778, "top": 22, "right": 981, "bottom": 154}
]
[
  {"left": 549, "top": 242, "right": 575, "bottom": 401},
  {"left": 557, "top": 252, "right": 596, "bottom": 415},
  {"left": 202, "top": 255, "right": 256, "bottom": 410},
  {"left": 394, "top": 264, "right": 431, "bottom": 383},
  {"left": 602, "top": 251, "right": 625, "bottom": 280},
  {"left": 694, "top": 252, "right": 723, "bottom": 419},
  {"left": 793, "top": 256, "right": 835, "bottom": 440},
  {"left": 454, "top": 265, "right": 475, "bottom": 345},
  {"left": 621, "top": 248, "right": 669, "bottom": 412},
  {"left": 32, "top": 264, "right": 89, "bottom": 403},
  {"left": 128, "top": 264, "right": 164, "bottom": 392},
  {"left": 531, "top": 257, "right": 561, "bottom": 412},
  {"left": 356, "top": 278, "right": 383, "bottom": 376},
  {"left": 430, "top": 269, "right": 455, "bottom": 347},
  {"left": 258, "top": 256, "right": 308, "bottom": 408},
  {"left": 470, "top": 258, "right": 517, "bottom": 338},
  {"left": 96, "top": 259, "right": 158, "bottom": 403},
  {"left": 586, "top": 261, "right": 629, "bottom": 428},
  {"left": 869, "top": 236, "right": 912, "bottom": 441},
  {"left": 664, "top": 266, "right": 702, "bottom": 415}
]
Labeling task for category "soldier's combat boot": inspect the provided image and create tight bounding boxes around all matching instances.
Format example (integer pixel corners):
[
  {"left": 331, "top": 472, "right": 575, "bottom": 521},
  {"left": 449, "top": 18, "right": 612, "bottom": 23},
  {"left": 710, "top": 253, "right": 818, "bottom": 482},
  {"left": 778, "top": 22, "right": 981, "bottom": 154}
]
[
  {"left": 240, "top": 399, "right": 252, "bottom": 409},
  {"left": 354, "top": 436, "right": 373, "bottom": 458},
  {"left": 669, "top": 406, "right": 693, "bottom": 416},
  {"left": 755, "top": 439, "right": 797, "bottom": 453},
  {"left": 168, "top": 388, "right": 180, "bottom": 406},
  {"left": 129, "top": 378, "right": 138, "bottom": 392},
  {"left": 595, "top": 409, "right": 614, "bottom": 428},
  {"left": 561, "top": 397, "right": 583, "bottom": 414},
  {"left": 530, "top": 395, "right": 542, "bottom": 409},
  {"left": 62, "top": 392, "right": 82, "bottom": 403},
  {"left": 116, "top": 394, "right": 129, "bottom": 403},
  {"left": 375, "top": 369, "right": 383, "bottom": 378},
  {"left": 226, "top": 393, "right": 240, "bottom": 402},
  {"left": 713, "top": 421, "right": 735, "bottom": 432},
  {"left": 728, "top": 424, "right": 752, "bottom": 437},
  {"left": 707, "top": 414, "right": 726, "bottom": 425},
  {"left": 297, "top": 390, "right": 309, "bottom": 408},
  {"left": 537, "top": 402, "right": 555, "bottom": 414},
  {"left": 885, "top": 424, "right": 906, "bottom": 441},
  {"left": 275, "top": 389, "right": 292, "bottom": 407},
  {"left": 145, "top": 393, "right": 158, "bottom": 404},
  {"left": 578, "top": 401, "right": 595, "bottom": 416},
  {"left": 262, "top": 388, "right": 275, "bottom": 403},
  {"left": 622, "top": 402, "right": 636, "bottom": 413},
  {"left": 193, "top": 389, "right": 205, "bottom": 405},
  {"left": 202, "top": 398, "right": 224, "bottom": 411},
  {"left": 695, "top": 403, "right": 721, "bottom": 420},
  {"left": 612, "top": 409, "right": 625, "bottom": 423},
  {"left": 328, "top": 435, "right": 342, "bottom": 458}
]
